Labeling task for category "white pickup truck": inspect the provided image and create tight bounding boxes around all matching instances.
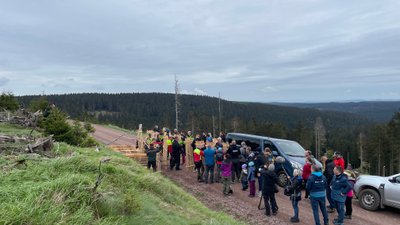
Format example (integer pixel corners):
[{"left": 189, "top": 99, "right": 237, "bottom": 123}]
[{"left": 354, "top": 173, "right": 400, "bottom": 211}]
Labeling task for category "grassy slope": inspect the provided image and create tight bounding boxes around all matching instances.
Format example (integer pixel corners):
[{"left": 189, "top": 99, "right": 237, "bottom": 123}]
[{"left": 0, "top": 123, "right": 243, "bottom": 225}]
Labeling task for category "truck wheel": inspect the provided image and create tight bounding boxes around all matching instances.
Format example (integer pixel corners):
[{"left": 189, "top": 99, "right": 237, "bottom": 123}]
[
  {"left": 359, "top": 189, "right": 380, "bottom": 211},
  {"left": 277, "top": 171, "right": 288, "bottom": 187}
]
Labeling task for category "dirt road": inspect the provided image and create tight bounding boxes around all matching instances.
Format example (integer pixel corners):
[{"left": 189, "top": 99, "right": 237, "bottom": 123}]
[
  {"left": 91, "top": 124, "right": 136, "bottom": 146},
  {"left": 92, "top": 124, "right": 400, "bottom": 225}
]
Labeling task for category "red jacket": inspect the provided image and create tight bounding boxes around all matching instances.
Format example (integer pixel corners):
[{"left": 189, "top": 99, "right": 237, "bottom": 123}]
[
  {"left": 193, "top": 148, "right": 204, "bottom": 162},
  {"left": 334, "top": 157, "right": 345, "bottom": 170},
  {"left": 302, "top": 163, "right": 312, "bottom": 180}
]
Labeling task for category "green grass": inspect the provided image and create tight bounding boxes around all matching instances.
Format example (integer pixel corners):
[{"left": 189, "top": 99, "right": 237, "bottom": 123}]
[
  {"left": 0, "top": 123, "right": 41, "bottom": 137},
  {"left": 0, "top": 123, "right": 243, "bottom": 225}
]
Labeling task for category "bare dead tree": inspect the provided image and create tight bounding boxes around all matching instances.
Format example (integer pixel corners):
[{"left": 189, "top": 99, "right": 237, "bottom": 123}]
[{"left": 175, "top": 75, "right": 180, "bottom": 131}]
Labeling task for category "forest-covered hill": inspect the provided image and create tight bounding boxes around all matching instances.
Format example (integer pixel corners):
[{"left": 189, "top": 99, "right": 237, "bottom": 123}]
[
  {"left": 17, "top": 93, "right": 372, "bottom": 132},
  {"left": 16, "top": 93, "right": 400, "bottom": 176},
  {"left": 274, "top": 101, "right": 400, "bottom": 122}
]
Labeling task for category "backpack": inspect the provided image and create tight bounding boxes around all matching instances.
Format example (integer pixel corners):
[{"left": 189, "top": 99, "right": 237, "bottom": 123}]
[{"left": 216, "top": 150, "right": 224, "bottom": 162}]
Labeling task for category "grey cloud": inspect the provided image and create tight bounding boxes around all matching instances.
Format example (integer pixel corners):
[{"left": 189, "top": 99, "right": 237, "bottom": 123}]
[{"left": 1, "top": 0, "right": 400, "bottom": 102}]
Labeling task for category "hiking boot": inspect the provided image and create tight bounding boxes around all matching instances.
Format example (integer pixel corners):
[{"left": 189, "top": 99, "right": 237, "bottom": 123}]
[
  {"left": 327, "top": 207, "right": 335, "bottom": 213},
  {"left": 345, "top": 215, "right": 352, "bottom": 220},
  {"left": 248, "top": 194, "right": 255, "bottom": 198},
  {"left": 290, "top": 217, "right": 300, "bottom": 223},
  {"left": 272, "top": 212, "right": 277, "bottom": 216},
  {"left": 265, "top": 212, "right": 271, "bottom": 217}
]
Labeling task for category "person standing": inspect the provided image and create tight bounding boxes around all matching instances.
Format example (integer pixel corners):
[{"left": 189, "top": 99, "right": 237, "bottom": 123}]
[
  {"left": 333, "top": 152, "right": 345, "bottom": 171},
  {"left": 344, "top": 171, "right": 356, "bottom": 220},
  {"left": 179, "top": 133, "right": 186, "bottom": 165},
  {"left": 288, "top": 169, "right": 302, "bottom": 223},
  {"left": 302, "top": 157, "right": 312, "bottom": 199},
  {"left": 331, "top": 166, "right": 351, "bottom": 225},
  {"left": 203, "top": 143, "right": 216, "bottom": 184},
  {"left": 193, "top": 147, "right": 205, "bottom": 182},
  {"left": 227, "top": 140, "right": 241, "bottom": 183},
  {"left": 261, "top": 164, "right": 279, "bottom": 217},
  {"left": 145, "top": 143, "right": 162, "bottom": 172},
  {"left": 306, "top": 165, "right": 329, "bottom": 225},
  {"left": 170, "top": 136, "right": 181, "bottom": 170},
  {"left": 255, "top": 148, "right": 267, "bottom": 196},
  {"left": 221, "top": 154, "right": 233, "bottom": 196},
  {"left": 167, "top": 136, "right": 173, "bottom": 160},
  {"left": 215, "top": 147, "right": 224, "bottom": 183},
  {"left": 324, "top": 156, "right": 336, "bottom": 213},
  {"left": 239, "top": 164, "right": 248, "bottom": 191},
  {"left": 247, "top": 161, "right": 256, "bottom": 197}
]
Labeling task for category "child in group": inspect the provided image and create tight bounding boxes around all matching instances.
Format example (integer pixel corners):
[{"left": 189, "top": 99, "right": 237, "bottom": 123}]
[
  {"left": 344, "top": 170, "right": 356, "bottom": 220},
  {"left": 221, "top": 154, "right": 233, "bottom": 196},
  {"left": 240, "top": 164, "right": 248, "bottom": 191},
  {"left": 248, "top": 161, "right": 256, "bottom": 197},
  {"left": 287, "top": 169, "right": 302, "bottom": 223}
]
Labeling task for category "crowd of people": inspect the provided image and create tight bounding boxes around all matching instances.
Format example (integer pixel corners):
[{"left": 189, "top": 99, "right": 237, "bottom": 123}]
[{"left": 144, "top": 128, "right": 356, "bottom": 225}]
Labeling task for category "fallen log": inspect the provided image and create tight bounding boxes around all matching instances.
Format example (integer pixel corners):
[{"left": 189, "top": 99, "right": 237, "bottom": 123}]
[{"left": 26, "top": 135, "right": 54, "bottom": 153}]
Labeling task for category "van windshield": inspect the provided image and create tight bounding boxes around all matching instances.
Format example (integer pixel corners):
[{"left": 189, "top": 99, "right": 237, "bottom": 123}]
[{"left": 274, "top": 140, "right": 305, "bottom": 157}]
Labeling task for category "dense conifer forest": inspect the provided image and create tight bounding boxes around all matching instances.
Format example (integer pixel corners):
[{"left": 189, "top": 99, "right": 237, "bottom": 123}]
[{"left": 16, "top": 93, "right": 400, "bottom": 176}]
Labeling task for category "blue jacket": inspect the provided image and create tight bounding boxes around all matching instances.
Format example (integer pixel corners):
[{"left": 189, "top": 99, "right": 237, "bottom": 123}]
[
  {"left": 247, "top": 166, "right": 255, "bottom": 181},
  {"left": 203, "top": 147, "right": 216, "bottom": 166},
  {"left": 331, "top": 173, "right": 351, "bottom": 203},
  {"left": 306, "top": 172, "right": 327, "bottom": 198}
]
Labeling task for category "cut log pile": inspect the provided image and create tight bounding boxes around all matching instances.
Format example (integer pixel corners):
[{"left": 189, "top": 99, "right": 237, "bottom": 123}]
[
  {"left": 0, "top": 134, "right": 54, "bottom": 155},
  {"left": 0, "top": 109, "right": 41, "bottom": 128},
  {"left": 1, "top": 109, "right": 52, "bottom": 155}
]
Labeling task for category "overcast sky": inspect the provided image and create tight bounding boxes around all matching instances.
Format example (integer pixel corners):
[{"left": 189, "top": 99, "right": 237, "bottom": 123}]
[{"left": 1, "top": 0, "right": 400, "bottom": 102}]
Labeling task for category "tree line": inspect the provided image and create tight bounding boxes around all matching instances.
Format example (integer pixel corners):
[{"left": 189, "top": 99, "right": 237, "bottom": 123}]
[{"left": 8, "top": 92, "right": 399, "bottom": 176}]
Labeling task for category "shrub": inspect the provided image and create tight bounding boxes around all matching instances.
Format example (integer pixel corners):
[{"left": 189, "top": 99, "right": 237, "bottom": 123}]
[{"left": 0, "top": 92, "right": 19, "bottom": 111}]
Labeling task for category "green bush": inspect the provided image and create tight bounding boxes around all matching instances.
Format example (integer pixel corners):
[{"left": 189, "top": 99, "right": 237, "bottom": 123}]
[
  {"left": 0, "top": 92, "right": 19, "bottom": 111},
  {"left": 39, "top": 108, "right": 98, "bottom": 147}
]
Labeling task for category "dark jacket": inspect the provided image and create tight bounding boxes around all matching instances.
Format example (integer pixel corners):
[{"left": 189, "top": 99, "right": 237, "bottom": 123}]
[
  {"left": 255, "top": 154, "right": 266, "bottom": 177},
  {"left": 172, "top": 140, "right": 181, "bottom": 157},
  {"left": 331, "top": 173, "right": 351, "bottom": 203},
  {"left": 324, "top": 159, "right": 335, "bottom": 183},
  {"left": 306, "top": 172, "right": 327, "bottom": 198},
  {"left": 261, "top": 169, "right": 278, "bottom": 195},
  {"left": 289, "top": 176, "right": 302, "bottom": 200},
  {"left": 227, "top": 144, "right": 240, "bottom": 161},
  {"left": 146, "top": 147, "right": 161, "bottom": 162}
]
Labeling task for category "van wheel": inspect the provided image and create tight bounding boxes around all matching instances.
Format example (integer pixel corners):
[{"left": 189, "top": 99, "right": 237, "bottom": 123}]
[
  {"left": 277, "top": 171, "right": 288, "bottom": 187},
  {"left": 359, "top": 189, "right": 380, "bottom": 211}
]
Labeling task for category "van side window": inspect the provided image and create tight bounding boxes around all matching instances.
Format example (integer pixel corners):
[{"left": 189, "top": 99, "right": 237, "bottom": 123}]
[{"left": 264, "top": 141, "right": 278, "bottom": 153}]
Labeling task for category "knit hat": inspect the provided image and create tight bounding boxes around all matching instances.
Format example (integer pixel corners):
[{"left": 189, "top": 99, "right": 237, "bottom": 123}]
[
  {"left": 248, "top": 161, "right": 254, "bottom": 167},
  {"left": 242, "top": 164, "right": 247, "bottom": 169}
]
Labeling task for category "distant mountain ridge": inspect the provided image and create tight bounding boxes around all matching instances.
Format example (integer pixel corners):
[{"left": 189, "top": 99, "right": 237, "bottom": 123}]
[{"left": 273, "top": 101, "right": 400, "bottom": 122}]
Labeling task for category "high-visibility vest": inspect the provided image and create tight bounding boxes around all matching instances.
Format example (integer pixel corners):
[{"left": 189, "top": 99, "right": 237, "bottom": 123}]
[
  {"left": 167, "top": 139, "right": 172, "bottom": 146},
  {"left": 194, "top": 148, "right": 203, "bottom": 162}
]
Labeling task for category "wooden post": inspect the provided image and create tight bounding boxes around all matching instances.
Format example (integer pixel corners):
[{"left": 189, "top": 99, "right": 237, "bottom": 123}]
[
  {"left": 185, "top": 138, "right": 194, "bottom": 168},
  {"left": 162, "top": 132, "right": 168, "bottom": 167}
]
